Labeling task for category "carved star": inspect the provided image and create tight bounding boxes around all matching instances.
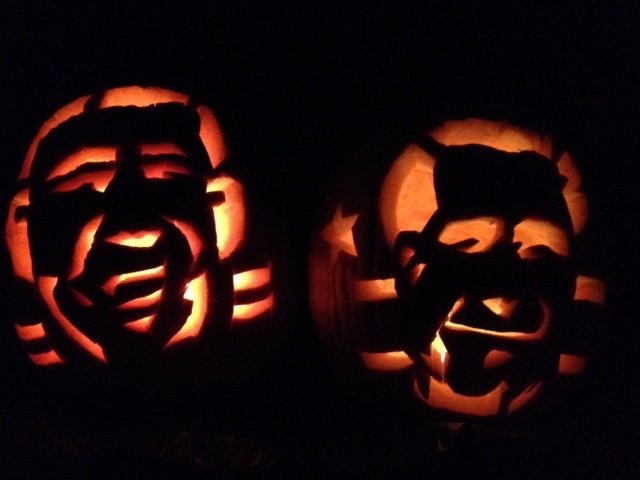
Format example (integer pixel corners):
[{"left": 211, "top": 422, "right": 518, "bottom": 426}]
[{"left": 320, "top": 205, "right": 359, "bottom": 263}]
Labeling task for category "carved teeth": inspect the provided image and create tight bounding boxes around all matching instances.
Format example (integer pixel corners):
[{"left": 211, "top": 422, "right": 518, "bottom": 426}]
[{"left": 481, "top": 297, "right": 519, "bottom": 318}]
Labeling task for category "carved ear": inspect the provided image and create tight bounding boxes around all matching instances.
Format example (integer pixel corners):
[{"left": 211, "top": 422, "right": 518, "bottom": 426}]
[
  {"left": 207, "top": 176, "right": 246, "bottom": 260},
  {"left": 5, "top": 188, "right": 34, "bottom": 283}
]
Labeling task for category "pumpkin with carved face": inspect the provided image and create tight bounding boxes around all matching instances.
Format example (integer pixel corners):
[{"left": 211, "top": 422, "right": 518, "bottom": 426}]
[
  {"left": 309, "top": 118, "right": 605, "bottom": 420},
  {"left": 5, "top": 86, "right": 275, "bottom": 370}
]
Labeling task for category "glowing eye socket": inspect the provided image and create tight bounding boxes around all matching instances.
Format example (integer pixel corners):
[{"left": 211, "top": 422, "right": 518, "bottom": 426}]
[
  {"left": 514, "top": 218, "right": 569, "bottom": 258},
  {"left": 438, "top": 217, "right": 502, "bottom": 253},
  {"left": 50, "top": 170, "right": 115, "bottom": 193},
  {"left": 142, "top": 161, "right": 192, "bottom": 179}
]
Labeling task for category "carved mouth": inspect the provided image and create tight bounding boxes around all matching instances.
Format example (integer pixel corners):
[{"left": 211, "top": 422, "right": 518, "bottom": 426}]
[
  {"left": 440, "top": 295, "right": 550, "bottom": 342},
  {"left": 102, "top": 265, "right": 166, "bottom": 309}
]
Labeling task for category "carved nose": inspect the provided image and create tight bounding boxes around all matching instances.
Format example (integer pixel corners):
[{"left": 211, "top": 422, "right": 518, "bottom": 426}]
[
  {"left": 104, "top": 229, "right": 162, "bottom": 248},
  {"left": 481, "top": 296, "right": 519, "bottom": 319}
]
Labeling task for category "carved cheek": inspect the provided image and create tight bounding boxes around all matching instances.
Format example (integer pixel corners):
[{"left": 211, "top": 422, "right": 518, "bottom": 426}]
[{"left": 68, "top": 215, "right": 105, "bottom": 281}]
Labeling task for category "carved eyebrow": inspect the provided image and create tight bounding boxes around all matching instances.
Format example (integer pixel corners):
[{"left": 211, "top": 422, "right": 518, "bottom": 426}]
[
  {"left": 140, "top": 142, "right": 203, "bottom": 177},
  {"left": 45, "top": 163, "right": 116, "bottom": 192},
  {"left": 139, "top": 142, "right": 186, "bottom": 157},
  {"left": 141, "top": 160, "right": 192, "bottom": 178},
  {"left": 46, "top": 147, "right": 117, "bottom": 181}
]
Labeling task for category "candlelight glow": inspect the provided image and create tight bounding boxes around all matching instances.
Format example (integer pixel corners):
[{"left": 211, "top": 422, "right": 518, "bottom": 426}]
[
  {"left": 38, "top": 276, "right": 106, "bottom": 363},
  {"left": 104, "top": 230, "right": 162, "bottom": 248},
  {"left": 360, "top": 351, "right": 413, "bottom": 371},
  {"left": 14, "top": 323, "right": 47, "bottom": 342},
  {"left": 165, "top": 273, "right": 208, "bottom": 347},
  {"left": 232, "top": 294, "right": 274, "bottom": 322}
]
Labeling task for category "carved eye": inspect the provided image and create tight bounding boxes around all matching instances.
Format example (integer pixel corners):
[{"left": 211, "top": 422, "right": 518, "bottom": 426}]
[
  {"left": 49, "top": 169, "right": 115, "bottom": 193},
  {"left": 514, "top": 218, "right": 569, "bottom": 259},
  {"left": 142, "top": 159, "right": 192, "bottom": 179},
  {"left": 46, "top": 147, "right": 117, "bottom": 193},
  {"left": 438, "top": 217, "right": 503, "bottom": 253},
  {"left": 141, "top": 144, "right": 192, "bottom": 180}
]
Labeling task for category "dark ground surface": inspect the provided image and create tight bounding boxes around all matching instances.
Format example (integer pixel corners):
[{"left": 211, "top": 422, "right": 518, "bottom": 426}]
[{"left": 0, "top": 2, "right": 638, "bottom": 478}]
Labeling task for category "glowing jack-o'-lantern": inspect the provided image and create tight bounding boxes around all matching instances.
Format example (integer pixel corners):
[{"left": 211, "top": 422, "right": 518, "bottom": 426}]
[
  {"left": 5, "top": 86, "right": 275, "bottom": 368},
  {"left": 309, "top": 118, "right": 605, "bottom": 420}
]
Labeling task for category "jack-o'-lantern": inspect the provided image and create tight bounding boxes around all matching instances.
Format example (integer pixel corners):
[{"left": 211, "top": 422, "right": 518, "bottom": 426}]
[
  {"left": 309, "top": 117, "right": 605, "bottom": 420},
  {"left": 5, "top": 86, "right": 276, "bottom": 371}
]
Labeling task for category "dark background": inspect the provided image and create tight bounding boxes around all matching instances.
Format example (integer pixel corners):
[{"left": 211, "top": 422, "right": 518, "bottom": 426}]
[{"left": 0, "top": 1, "right": 638, "bottom": 477}]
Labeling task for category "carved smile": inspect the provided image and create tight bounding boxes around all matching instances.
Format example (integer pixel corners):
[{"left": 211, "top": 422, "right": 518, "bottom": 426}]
[
  {"left": 440, "top": 295, "right": 550, "bottom": 342},
  {"left": 102, "top": 265, "right": 166, "bottom": 309}
]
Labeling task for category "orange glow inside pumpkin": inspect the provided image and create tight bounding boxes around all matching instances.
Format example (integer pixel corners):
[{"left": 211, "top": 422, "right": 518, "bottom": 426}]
[
  {"left": 117, "top": 289, "right": 162, "bottom": 310},
  {"left": 208, "top": 176, "right": 246, "bottom": 260},
  {"left": 99, "top": 86, "right": 189, "bottom": 109},
  {"left": 429, "top": 118, "right": 554, "bottom": 157},
  {"left": 5, "top": 188, "right": 33, "bottom": 282},
  {"left": 360, "top": 351, "right": 413, "bottom": 371},
  {"left": 124, "top": 316, "right": 154, "bottom": 333},
  {"left": 102, "top": 266, "right": 164, "bottom": 296},
  {"left": 320, "top": 206, "right": 359, "bottom": 263},
  {"left": 29, "top": 350, "right": 64, "bottom": 366},
  {"left": 233, "top": 267, "right": 271, "bottom": 291},
  {"left": 574, "top": 275, "right": 605, "bottom": 305},
  {"left": 14, "top": 323, "right": 47, "bottom": 342},
  {"left": 379, "top": 143, "right": 437, "bottom": 247},
  {"left": 232, "top": 295, "right": 274, "bottom": 322},
  {"left": 231, "top": 266, "right": 274, "bottom": 322},
  {"left": 139, "top": 142, "right": 186, "bottom": 157},
  {"left": 353, "top": 278, "right": 397, "bottom": 302},
  {"left": 379, "top": 119, "right": 588, "bottom": 248},
  {"left": 480, "top": 297, "right": 519, "bottom": 317},
  {"left": 438, "top": 217, "right": 505, "bottom": 253},
  {"left": 20, "top": 95, "right": 91, "bottom": 180},
  {"left": 38, "top": 276, "right": 106, "bottom": 362},
  {"left": 317, "top": 118, "right": 602, "bottom": 418},
  {"left": 514, "top": 219, "right": 569, "bottom": 258},
  {"left": 104, "top": 230, "right": 162, "bottom": 248},
  {"left": 482, "top": 349, "right": 515, "bottom": 369},
  {"left": 165, "top": 272, "right": 208, "bottom": 347},
  {"left": 197, "top": 106, "right": 227, "bottom": 169},
  {"left": 6, "top": 85, "right": 274, "bottom": 366},
  {"left": 444, "top": 298, "right": 551, "bottom": 341},
  {"left": 558, "top": 353, "right": 588, "bottom": 375},
  {"left": 165, "top": 219, "right": 205, "bottom": 262},
  {"left": 46, "top": 147, "right": 117, "bottom": 181},
  {"left": 68, "top": 215, "right": 104, "bottom": 281},
  {"left": 415, "top": 377, "right": 544, "bottom": 417}
]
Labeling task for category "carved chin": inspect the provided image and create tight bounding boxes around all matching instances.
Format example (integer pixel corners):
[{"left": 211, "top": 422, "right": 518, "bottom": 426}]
[
  {"left": 409, "top": 294, "right": 553, "bottom": 414},
  {"left": 413, "top": 375, "right": 544, "bottom": 418}
]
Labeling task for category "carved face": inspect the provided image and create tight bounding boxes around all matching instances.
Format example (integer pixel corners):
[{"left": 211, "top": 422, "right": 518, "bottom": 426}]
[
  {"left": 393, "top": 137, "right": 576, "bottom": 416},
  {"left": 310, "top": 118, "right": 605, "bottom": 419},
  {"left": 7, "top": 86, "right": 274, "bottom": 366}
]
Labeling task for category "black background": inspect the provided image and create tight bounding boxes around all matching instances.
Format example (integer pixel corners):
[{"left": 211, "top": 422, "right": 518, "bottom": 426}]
[{"left": 0, "top": 1, "right": 638, "bottom": 477}]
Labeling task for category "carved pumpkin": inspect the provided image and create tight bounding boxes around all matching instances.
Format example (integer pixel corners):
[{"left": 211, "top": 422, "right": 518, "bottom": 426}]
[
  {"left": 5, "top": 86, "right": 275, "bottom": 370},
  {"left": 309, "top": 117, "right": 605, "bottom": 420}
]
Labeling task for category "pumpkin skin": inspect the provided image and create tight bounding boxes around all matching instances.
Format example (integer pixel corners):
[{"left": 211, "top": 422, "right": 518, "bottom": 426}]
[
  {"left": 5, "top": 86, "right": 276, "bottom": 372},
  {"left": 309, "top": 117, "right": 605, "bottom": 420}
]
